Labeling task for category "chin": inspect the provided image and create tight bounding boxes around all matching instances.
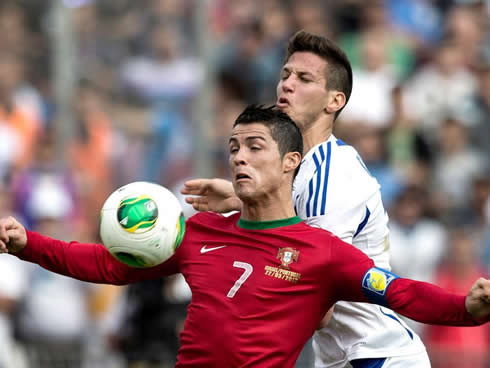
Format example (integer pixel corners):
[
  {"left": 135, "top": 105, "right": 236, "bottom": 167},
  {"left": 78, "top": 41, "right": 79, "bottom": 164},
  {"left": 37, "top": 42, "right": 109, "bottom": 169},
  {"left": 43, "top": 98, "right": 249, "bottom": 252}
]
[{"left": 235, "top": 188, "right": 255, "bottom": 203}]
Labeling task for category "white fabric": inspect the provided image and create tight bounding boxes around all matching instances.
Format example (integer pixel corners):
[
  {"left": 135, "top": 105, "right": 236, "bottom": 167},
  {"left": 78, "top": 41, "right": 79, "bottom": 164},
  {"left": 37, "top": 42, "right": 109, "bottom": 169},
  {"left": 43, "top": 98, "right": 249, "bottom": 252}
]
[
  {"left": 402, "top": 65, "right": 477, "bottom": 134},
  {"left": 293, "top": 135, "right": 427, "bottom": 367},
  {"left": 339, "top": 67, "right": 396, "bottom": 128},
  {"left": 0, "top": 123, "right": 21, "bottom": 179},
  {"left": 389, "top": 220, "right": 446, "bottom": 335},
  {"left": 17, "top": 264, "right": 89, "bottom": 342},
  {"left": 27, "top": 175, "right": 74, "bottom": 220},
  {"left": 0, "top": 255, "right": 29, "bottom": 368},
  {"left": 360, "top": 350, "right": 431, "bottom": 368},
  {"left": 389, "top": 220, "right": 446, "bottom": 283}
]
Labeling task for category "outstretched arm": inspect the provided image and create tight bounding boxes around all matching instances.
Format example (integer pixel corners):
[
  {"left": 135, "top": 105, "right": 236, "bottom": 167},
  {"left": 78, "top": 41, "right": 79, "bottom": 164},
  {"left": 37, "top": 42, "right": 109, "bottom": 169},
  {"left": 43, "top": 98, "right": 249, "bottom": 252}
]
[
  {"left": 0, "top": 216, "right": 180, "bottom": 285},
  {"left": 329, "top": 237, "right": 490, "bottom": 326},
  {"left": 181, "top": 178, "right": 242, "bottom": 213},
  {"left": 384, "top": 275, "right": 489, "bottom": 325}
]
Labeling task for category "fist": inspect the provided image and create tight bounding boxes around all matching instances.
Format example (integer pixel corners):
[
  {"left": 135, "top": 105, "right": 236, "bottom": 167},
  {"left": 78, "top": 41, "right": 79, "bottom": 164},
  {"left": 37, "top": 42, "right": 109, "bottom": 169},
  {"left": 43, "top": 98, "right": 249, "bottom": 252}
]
[{"left": 0, "top": 216, "right": 28, "bottom": 254}]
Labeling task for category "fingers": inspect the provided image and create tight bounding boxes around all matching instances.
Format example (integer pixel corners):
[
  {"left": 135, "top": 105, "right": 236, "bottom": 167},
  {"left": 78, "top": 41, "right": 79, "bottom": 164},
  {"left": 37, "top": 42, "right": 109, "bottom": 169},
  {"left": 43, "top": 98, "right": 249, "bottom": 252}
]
[
  {"left": 181, "top": 179, "right": 210, "bottom": 195},
  {"left": 185, "top": 196, "right": 207, "bottom": 206},
  {"left": 185, "top": 196, "right": 209, "bottom": 212},
  {"left": 0, "top": 224, "right": 8, "bottom": 244},
  {"left": 0, "top": 216, "right": 16, "bottom": 244},
  {"left": 477, "top": 278, "right": 490, "bottom": 304},
  {"left": 0, "top": 216, "right": 20, "bottom": 254}
]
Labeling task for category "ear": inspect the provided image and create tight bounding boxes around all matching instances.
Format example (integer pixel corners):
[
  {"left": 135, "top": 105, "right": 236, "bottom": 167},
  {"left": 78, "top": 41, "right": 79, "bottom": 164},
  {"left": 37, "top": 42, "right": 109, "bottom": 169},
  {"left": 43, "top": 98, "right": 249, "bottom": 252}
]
[
  {"left": 324, "top": 90, "right": 346, "bottom": 115},
  {"left": 283, "top": 151, "right": 302, "bottom": 174}
]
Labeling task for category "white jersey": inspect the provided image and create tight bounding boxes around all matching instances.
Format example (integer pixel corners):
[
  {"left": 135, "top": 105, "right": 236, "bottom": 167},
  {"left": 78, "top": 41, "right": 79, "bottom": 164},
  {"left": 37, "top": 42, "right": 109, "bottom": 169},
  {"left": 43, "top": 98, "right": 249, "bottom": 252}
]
[{"left": 293, "top": 135, "right": 427, "bottom": 368}]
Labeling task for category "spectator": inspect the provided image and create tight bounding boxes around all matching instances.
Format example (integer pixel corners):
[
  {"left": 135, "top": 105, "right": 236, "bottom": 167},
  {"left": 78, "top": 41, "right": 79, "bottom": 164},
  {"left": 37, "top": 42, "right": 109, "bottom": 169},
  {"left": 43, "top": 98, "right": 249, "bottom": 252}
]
[
  {"left": 432, "top": 117, "right": 488, "bottom": 217},
  {"left": 0, "top": 181, "right": 28, "bottom": 368},
  {"left": 351, "top": 127, "right": 404, "bottom": 208},
  {"left": 340, "top": 26, "right": 398, "bottom": 128},
  {"left": 120, "top": 23, "right": 202, "bottom": 103},
  {"left": 402, "top": 38, "right": 478, "bottom": 138},
  {"left": 13, "top": 179, "right": 92, "bottom": 368},
  {"left": 385, "top": 85, "right": 433, "bottom": 187},
  {"left": 389, "top": 186, "right": 447, "bottom": 282},
  {"left": 424, "top": 229, "right": 490, "bottom": 368}
]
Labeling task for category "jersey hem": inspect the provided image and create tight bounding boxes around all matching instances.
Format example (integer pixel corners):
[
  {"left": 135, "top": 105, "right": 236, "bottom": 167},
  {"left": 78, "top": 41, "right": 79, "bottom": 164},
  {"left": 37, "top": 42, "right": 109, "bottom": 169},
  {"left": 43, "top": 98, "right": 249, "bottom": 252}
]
[
  {"left": 345, "top": 346, "right": 427, "bottom": 363},
  {"left": 315, "top": 346, "right": 428, "bottom": 368}
]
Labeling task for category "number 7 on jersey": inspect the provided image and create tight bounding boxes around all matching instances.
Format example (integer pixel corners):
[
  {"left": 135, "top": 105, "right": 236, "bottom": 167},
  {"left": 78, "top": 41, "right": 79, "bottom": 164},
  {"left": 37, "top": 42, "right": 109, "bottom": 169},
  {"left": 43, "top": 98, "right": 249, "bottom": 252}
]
[{"left": 227, "top": 261, "right": 253, "bottom": 298}]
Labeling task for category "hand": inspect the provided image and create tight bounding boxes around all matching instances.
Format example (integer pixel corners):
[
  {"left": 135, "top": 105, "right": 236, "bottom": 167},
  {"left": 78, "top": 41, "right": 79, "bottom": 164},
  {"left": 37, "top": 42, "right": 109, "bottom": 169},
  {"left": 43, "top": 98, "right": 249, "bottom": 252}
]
[
  {"left": 0, "top": 216, "right": 27, "bottom": 254},
  {"left": 317, "top": 306, "right": 334, "bottom": 330},
  {"left": 465, "top": 278, "right": 490, "bottom": 320},
  {"left": 181, "top": 178, "right": 242, "bottom": 213}
]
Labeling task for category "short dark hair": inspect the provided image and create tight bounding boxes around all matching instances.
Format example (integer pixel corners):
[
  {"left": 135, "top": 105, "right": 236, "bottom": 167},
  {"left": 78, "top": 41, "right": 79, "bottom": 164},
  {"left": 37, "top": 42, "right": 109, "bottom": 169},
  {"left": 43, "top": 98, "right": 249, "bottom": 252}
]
[
  {"left": 234, "top": 105, "right": 303, "bottom": 178},
  {"left": 285, "top": 30, "right": 353, "bottom": 120}
]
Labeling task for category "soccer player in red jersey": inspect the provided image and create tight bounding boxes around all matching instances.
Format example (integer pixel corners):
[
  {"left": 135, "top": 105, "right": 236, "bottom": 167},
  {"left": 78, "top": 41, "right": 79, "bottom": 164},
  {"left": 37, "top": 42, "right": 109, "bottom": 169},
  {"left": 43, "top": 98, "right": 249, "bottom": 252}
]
[{"left": 0, "top": 105, "right": 490, "bottom": 368}]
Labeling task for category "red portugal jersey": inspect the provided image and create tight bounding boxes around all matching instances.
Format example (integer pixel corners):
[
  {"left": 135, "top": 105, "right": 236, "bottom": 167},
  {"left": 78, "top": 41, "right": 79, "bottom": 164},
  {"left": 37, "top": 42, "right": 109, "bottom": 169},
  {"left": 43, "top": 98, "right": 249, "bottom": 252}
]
[{"left": 18, "top": 212, "right": 481, "bottom": 367}]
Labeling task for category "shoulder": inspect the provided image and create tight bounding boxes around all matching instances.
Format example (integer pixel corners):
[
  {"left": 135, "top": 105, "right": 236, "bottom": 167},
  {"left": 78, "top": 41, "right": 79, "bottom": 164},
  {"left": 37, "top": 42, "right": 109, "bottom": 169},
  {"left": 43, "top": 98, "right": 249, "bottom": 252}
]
[
  {"left": 295, "top": 137, "right": 379, "bottom": 202},
  {"left": 294, "top": 221, "right": 337, "bottom": 241},
  {"left": 329, "top": 138, "right": 367, "bottom": 170},
  {"left": 186, "top": 211, "right": 239, "bottom": 228},
  {"left": 301, "top": 137, "right": 369, "bottom": 176},
  {"left": 179, "top": 212, "right": 239, "bottom": 253}
]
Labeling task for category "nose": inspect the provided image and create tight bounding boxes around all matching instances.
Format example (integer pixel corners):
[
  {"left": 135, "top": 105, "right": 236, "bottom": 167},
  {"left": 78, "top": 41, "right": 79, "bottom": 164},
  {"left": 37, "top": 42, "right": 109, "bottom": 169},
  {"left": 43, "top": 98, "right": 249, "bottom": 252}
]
[
  {"left": 281, "top": 75, "right": 294, "bottom": 93},
  {"left": 231, "top": 148, "right": 247, "bottom": 167}
]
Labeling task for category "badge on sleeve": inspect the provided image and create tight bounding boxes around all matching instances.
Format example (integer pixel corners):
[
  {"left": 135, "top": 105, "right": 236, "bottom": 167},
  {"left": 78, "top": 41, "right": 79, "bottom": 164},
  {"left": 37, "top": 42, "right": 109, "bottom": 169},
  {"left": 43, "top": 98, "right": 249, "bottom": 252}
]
[{"left": 362, "top": 267, "right": 399, "bottom": 307}]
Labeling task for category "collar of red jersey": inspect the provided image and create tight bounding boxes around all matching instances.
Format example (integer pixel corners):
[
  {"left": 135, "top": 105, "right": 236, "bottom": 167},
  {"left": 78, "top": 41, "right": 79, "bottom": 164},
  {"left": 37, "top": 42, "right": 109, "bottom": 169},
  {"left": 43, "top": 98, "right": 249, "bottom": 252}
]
[{"left": 237, "top": 216, "right": 302, "bottom": 230}]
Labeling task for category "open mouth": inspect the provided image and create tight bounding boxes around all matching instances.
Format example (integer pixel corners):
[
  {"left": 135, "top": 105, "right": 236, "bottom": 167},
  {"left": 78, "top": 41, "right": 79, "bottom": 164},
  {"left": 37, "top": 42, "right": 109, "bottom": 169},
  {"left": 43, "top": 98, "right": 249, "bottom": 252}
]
[
  {"left": 277, "top": 97, "right": 289, "bottom": 107},
  {"left": 236, "top": 173, "right": 251, "bottom": 181}
]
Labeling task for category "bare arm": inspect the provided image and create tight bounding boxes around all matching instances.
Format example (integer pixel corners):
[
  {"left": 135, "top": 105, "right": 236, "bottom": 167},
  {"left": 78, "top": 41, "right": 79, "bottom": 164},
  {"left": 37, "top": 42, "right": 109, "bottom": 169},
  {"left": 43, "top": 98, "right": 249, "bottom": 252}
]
[{"left": 181, "top": 178, "right": 242, "bottom": 213}]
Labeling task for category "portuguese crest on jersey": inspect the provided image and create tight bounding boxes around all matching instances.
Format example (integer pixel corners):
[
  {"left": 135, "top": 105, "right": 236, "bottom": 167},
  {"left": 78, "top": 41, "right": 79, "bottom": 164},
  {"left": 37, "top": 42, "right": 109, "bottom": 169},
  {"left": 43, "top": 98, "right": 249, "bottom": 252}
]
[
  {"left": 277, "top": 247, "right": 299, "bottom": 269},
  {"left": 264, "top": 247, "right": 301, "bottom": 283}
]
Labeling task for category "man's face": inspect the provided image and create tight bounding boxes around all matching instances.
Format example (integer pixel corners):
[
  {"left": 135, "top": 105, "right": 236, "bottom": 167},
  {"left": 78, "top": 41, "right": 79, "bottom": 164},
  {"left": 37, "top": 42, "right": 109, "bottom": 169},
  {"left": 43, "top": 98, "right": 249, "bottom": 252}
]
[
  {"left": 276, "top": 51, "right": 329, "bottom": 130},
  {"left": 229, "top": 123, "right": 285, "bottom": 202}
]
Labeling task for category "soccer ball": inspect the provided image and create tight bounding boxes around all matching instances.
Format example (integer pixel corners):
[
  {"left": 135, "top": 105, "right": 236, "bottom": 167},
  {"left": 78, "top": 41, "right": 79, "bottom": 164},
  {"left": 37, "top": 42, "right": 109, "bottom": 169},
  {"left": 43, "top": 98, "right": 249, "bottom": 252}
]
[{"left": 99, "top": 181, "right": 185, "bottom": 268}]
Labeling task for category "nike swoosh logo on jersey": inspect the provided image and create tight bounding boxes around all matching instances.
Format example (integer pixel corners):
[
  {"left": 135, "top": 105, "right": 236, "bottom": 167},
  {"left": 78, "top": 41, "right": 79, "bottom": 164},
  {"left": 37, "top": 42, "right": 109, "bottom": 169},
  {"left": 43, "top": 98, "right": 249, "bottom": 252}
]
[{"left": 200, "top": 245, "right": 227, "bottom": 254}]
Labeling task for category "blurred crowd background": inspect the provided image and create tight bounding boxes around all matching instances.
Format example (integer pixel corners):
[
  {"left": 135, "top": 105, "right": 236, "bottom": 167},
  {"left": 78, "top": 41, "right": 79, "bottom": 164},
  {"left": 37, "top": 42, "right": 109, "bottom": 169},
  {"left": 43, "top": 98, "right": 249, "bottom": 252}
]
[{"left": 0, "top": 0, "right": 488, "bottom": 367}]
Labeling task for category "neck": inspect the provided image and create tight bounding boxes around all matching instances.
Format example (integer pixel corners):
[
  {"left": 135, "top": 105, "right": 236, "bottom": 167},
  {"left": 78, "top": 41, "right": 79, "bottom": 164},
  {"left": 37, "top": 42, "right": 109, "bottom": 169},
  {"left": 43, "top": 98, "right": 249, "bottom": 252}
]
[
  {"left": 241, "top": 187, "right": 297, "bottom": 222},
  {"left": 302, "top": 117, "right": 333, "bottom": 154}
]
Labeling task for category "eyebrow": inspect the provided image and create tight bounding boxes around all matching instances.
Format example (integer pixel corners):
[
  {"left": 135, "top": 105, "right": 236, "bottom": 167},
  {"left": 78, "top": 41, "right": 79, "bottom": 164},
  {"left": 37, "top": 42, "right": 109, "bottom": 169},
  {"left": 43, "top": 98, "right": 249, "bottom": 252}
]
[
  {"left": 228, "top": 135, "right": 267, "bottom": 144},
  {"left": 281, "top": 66, "right": 314, "bottom": 78},
  {"left": 297, "top": 71, "right": 314, "bottom": 78}
]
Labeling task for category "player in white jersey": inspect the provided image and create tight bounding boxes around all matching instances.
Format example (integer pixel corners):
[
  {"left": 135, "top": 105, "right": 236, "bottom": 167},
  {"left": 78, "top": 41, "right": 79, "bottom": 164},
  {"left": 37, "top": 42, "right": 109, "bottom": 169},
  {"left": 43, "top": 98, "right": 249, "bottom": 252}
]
[
  {"left": 295, "top": 136, "right": 427, "bottom": 367},
  {"left": 182, "top": 31, "right": 430, "bottom": 368}
]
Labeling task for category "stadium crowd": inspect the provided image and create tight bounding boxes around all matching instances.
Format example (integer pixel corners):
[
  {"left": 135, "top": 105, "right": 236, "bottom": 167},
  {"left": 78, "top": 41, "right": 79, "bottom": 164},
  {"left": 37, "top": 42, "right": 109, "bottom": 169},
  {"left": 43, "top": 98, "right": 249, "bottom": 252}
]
[{"left": 0, "top": 0, "right": 488, "bottom": 367}]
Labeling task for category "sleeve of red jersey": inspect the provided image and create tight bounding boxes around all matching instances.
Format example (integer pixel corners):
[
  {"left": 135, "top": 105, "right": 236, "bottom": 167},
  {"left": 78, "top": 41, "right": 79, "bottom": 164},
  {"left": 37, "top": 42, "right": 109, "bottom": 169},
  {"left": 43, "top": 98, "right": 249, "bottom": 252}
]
[
  {"left": 16, "top": 230, "right": 181, "bottom": 285},
  {"left": 328, "top": 236, "right": 487, "bottom": 327}
]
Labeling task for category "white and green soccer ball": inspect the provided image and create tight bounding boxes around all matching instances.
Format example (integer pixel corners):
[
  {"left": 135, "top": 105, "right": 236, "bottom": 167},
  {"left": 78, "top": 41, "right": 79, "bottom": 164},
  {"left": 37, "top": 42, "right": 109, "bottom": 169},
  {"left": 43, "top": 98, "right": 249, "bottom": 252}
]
[{"left": 99, "top": 181, "right": 185, "bottom": 268}]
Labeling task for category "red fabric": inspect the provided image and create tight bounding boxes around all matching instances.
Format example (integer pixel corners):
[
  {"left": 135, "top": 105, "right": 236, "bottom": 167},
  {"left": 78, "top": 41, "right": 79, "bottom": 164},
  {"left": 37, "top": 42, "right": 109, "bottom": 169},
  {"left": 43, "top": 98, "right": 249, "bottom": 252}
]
[
  {"left": 16, "top": 212, "right": 484, "bottom": 367},
  {"left": 386, "top": 277, "right": 480, "bottom": 326},
  {"left": 18, "top": 212, "right": 372, "bottom": 367}
]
